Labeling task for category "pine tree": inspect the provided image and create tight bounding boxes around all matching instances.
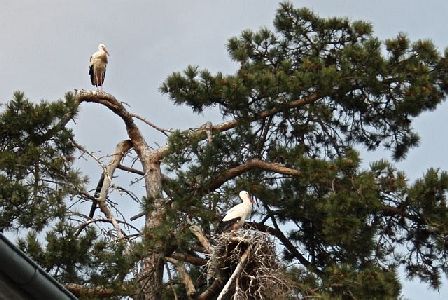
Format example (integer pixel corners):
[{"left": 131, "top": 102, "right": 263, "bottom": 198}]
[{"left": 3, "top": 2, "right": 448, "bottom": 299}]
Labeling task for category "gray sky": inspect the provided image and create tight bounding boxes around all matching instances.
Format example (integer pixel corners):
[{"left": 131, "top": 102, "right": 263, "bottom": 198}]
[{"left": 1, "top": 1, "right": 447, "bottom": 298}]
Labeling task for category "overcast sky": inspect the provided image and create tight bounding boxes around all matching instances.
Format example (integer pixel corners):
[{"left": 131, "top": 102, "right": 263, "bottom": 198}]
[{"left": 1, "top": 1, "right": 447, "bottom": 298}]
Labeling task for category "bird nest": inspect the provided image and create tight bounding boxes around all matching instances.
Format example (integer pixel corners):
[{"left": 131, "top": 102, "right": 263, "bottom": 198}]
[{"left": 208, "top": 229, "right": 292, "bottom": 299}]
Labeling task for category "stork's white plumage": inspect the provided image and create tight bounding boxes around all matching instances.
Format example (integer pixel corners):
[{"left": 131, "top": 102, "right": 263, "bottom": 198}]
[
  {"left": 89, "top": 43, "right": 109, "bottom": 90},
  {"left": 217, "top": 191, "right": 255, "bottom": 233}
]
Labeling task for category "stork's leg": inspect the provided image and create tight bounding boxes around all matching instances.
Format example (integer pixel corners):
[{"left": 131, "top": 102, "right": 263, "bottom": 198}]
[{"left": 99, "top": 74, "right": 103, "bottom": 91}]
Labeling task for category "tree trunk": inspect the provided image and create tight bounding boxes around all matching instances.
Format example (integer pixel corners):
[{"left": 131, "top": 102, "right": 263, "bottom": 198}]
[{"left": 137, "top": 158, "right": 166, "bottom": 300}]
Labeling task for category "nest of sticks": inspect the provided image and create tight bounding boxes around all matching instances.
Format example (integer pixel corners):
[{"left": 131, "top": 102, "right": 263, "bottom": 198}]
[{"left": 208, "top": 229, "right": 292, "bottom": 299}]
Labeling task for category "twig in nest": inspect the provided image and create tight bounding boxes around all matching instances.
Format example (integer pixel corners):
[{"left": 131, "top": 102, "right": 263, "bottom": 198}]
[{"left": 217, "top": 244, "right": 252, "bottom": 300}]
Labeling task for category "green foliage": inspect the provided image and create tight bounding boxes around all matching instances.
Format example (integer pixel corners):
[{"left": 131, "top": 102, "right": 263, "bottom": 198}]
[
  {"left": 322, "top": 264, "right": 401, "bottom": 299},
  {"left": 0, "top": 92, "right": 82, "bottom": 231},
  {"left": 18, "top": 223, "right": 140, "bottom": 294},
  {"left": 401, "top": 169, "right": 448, "bottom": 288},
  {"left": 289, "top": 263, "right": 401, "bottom": 299},
  {"left": 162, "top": 2, "right": 448, "bottom": 160}
]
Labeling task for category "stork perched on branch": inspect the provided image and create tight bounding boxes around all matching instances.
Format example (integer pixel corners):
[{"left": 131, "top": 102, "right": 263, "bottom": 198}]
[
  {"left": 89, "top": 43, "right": 110, "bottom": 90},
  {"left": 217, "top": 191, "right": 255, "bottom": 233}
]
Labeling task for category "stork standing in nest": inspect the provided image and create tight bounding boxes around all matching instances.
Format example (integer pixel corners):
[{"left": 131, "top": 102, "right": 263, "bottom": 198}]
[
  {"left": 89, "top": 43, "right": 110, "bottom": 90},
  {"left": 217, "top": 191, "right": 255, "bottom": 233}
]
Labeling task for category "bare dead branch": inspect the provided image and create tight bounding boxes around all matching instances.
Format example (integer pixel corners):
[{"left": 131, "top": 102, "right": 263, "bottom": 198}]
[
  {"left": 117, "top": 163, "right": 145, "bottom": 175},
  {"left": 90, "top": 140, "right": 133, "bottom": 239},
  {"left": 189, "top": 224, "right": 212, "bottom": 253},
  {"left": 165, "top": 257, "right": 196, "bottom": 299},
  {"left": 110, "top": 184, "right": 142, "bottom": 204},
  {"left": 75, "top": 90, "right": 150, "bottom": 163},
  {"left": 71, "top": 139, "right": 105, "bottom": 165},
  {"left": 130, "top": 112, "right": 173, "bottom": 136},
  {"left": 75, "top": 91, "right": 169, "bottom": 298}
]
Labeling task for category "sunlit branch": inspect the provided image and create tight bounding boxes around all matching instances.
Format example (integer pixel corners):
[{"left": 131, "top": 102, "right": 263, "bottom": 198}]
[
  {"left": 75, "top": 90, "right": 150, "bottom": 163},
  {"left": 204, "top": 158, "right": 301, "bottom": 194},
  {"left": 189, "top": 223, "right": 211, "bottom": 253}
]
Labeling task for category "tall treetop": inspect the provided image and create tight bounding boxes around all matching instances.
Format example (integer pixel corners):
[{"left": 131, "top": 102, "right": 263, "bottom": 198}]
[{"left": 161, "top": 2, "right": 448, "bottom": 160}]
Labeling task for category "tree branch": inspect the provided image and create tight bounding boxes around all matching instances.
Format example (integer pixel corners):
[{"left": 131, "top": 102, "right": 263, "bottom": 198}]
[
  {"left": 189, "top": 224, "right": 211, "bottom": 253},
  {"left": 248, "top": 222, "right": 321, "bottom": 274},
  {"left": 205, "top": 159, "right": 300, "bottom": 193},
  {"left": 89, "top": 141, "right": 133, "bottom": 212},
  {"left": 171, "top": 252, "right": 207, "bottom": 266},
  {"left": 75, "top": 90, "right": 151, "bottom": 166},
  {"left": 197, "top": 278, "right": 223, "bottom": 300},
  {"left": 117, "top": 164, "right": 145, "bottom": 175},
  {"left": 165, "top": 264, "right": 179, "bottom": 300},
  {"left": 92, "top": 140, "right": 133, "bottom": 239},
  {"left": 156, "top": 93, "right": 320, "bottom": 159},
  {"left": 165, "top": 257, "right": 196, "bottom": 299},
  {"left": 130, "top": 112, "right": 173, "bottom": 136},
  {"left": 73, "top": 215, "right": 141, "bottom": 237},
  {"left": 218, "top": 93, "right": 320, "bottom": 132}
]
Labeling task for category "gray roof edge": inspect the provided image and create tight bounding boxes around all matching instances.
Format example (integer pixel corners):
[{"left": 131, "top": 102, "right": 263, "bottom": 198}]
[{"left": 0, "top": 233, "right": 77, "bottom": 300}]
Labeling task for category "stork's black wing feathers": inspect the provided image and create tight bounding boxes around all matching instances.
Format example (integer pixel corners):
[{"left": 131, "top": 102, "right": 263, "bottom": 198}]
[
  {"left": 89, "top": 64, "right": 95, "bottom": 85},
  {"left": 216, "top": 217, "right": 241, "bottom": 234}
]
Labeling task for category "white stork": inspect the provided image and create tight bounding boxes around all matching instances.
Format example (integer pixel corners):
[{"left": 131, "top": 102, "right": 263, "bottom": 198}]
[
  {"left": 216, "top": 191, "right": 255, "bottom": 233},
  {"left": 89, "top": 43, "right": 110, "bottom": 90}
]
